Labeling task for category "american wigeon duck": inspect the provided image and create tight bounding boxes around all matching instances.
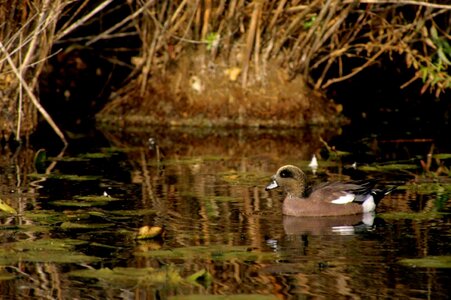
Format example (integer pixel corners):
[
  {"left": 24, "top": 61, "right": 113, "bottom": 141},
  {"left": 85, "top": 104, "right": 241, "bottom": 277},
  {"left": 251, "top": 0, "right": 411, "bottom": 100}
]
[{"left": 265, "top": 165, "right": 396, "bottom": 217}]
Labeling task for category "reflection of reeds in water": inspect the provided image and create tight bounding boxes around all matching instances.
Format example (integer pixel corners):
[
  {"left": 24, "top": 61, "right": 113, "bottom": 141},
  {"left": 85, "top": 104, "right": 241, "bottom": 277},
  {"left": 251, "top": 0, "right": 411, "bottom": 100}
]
[
  {"left": 112, "top": 129, "right": 448, "bottom": 296},
  {"left": 0, "top": 135, "right": 449, "bottom": 297}
]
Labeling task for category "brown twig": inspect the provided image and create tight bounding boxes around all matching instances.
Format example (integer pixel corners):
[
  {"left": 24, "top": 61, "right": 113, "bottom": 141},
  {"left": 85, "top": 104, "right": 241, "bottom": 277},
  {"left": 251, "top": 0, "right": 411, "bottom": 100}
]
[{"left": 242, "top": 1, "right": 261, "bottom": 87}]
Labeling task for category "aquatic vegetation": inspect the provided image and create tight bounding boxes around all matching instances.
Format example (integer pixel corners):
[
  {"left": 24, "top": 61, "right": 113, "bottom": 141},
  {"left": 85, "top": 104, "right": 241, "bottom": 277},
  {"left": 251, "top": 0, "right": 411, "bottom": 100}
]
[
  {"left": 69, "top": 265, "right": 184, "bottom": 288},
  {"left": 75, "top": 195, "right": 121, "bottom": 202},
  {"left": 49, "top": 194, "right": 122, "bottom": 208},
  {"left": 379, "top": 211, "right": 446, "bottom": 220},
  {"left": 33, "top": 148, "right": 47, "bottom": 172},
  {"left": 135, "top": 245, "right": 278, "bottom": 262},
  {"left": 108, "top": 208, "right": 156, "bottom": 217},
  {"left": 23, "top": 210, "right": 68, "bottom": 225},
  {"left": 358, "top": 163, "right": 418, "bottom": 172},
  {"left": 0, "top": 198, "right": 17, "bottom": 215},
  {"left": 136, "top": 225, "right": 164, "bottom": 240},
  {"left": 398, "top": 256, "right": 451, "bottom": 268},
  {"left": 28, "top": 173, "right": 101, "bottom": 181},
  {"left": 50, "top": 200, "right": 106, "bottom": 207},
  {"left": 2, "top": 130, "right": 451, "bottom": 298},
  {"left": 0, "top": 239, "right": 99, "bottom": 264},
  {"left": 186, "top": 268, "right": 213, "bottom": 288},
  {"left": 78, "top": 152, "right": 114, "bottom": 159},
  {"left": 59, "top": 222, "right": 114, "bottom": 229}
]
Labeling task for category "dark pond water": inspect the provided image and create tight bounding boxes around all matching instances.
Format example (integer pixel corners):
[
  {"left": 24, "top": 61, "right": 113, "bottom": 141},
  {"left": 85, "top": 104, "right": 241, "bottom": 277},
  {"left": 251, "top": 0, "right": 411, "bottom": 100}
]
[{"left": 0, "top": 126, "right": 450, "bottom": 299}]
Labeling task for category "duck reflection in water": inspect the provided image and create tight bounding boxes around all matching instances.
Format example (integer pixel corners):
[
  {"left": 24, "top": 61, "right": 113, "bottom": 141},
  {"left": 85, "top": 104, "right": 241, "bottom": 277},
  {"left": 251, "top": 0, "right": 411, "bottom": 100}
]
[{"left": 282, "top": 213, "right": 376, "bottom": 236}]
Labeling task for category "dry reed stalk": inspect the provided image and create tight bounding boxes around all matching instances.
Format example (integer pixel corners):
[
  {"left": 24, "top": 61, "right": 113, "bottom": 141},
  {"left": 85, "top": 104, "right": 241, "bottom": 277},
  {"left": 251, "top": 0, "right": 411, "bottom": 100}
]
[
  {"left": 55, "top": 0, "right": 114, "bottom": 41},
  {"left": 102, "top": 0, "right": 450, "bottom": 124},
  {"left": 0, "top": 0, "right": 70, "bottom": 142},
  {"left": 0, "top": 41, "right": 67, "bottom": 145},
  {"left": 87, "top": 0, "right": 156, "bottom": 46},
  {"left": 201, "top": 0, "right": 212, "bottom": 41},
  {"left": 242, "top": 1, "right": 262, "bottom": 87}
]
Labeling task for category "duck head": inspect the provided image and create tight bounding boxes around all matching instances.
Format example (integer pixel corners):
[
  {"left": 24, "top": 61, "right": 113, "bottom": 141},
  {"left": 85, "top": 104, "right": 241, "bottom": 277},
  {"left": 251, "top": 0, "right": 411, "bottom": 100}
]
[{"left": 265, "top": 165, "right": 307, "bottom": 198}]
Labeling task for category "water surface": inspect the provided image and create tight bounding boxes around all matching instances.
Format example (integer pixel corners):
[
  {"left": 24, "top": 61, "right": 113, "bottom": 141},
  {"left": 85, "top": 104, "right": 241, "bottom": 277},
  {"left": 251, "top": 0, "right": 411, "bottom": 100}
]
[{"left": 0, "top": 127, "right": 449, "bottom": 299}]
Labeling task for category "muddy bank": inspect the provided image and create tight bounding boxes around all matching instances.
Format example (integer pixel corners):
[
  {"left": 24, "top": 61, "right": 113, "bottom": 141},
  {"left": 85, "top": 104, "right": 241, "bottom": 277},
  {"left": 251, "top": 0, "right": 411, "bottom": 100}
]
[{"left": 96, "top": 56, "right": 346, "bottom": 128}]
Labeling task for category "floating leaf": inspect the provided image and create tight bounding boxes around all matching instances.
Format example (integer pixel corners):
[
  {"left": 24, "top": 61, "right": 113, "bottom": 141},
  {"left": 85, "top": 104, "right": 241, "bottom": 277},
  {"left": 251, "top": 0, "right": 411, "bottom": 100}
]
[
  {"left": 75, "top": 195, "right": 121, "bottom": 202},
  {"left": 79, "top": 152, "right": 113, "bottom": 159},
  {"left": 0, "top": 272, "right": 16, "bottom": 281},
  {"left": 28, "top": 173, "right": 101, "bottom": 181},
  {"left": 359, "top": 164, "right": 418, "bottom": 172},
  {"left": 135, "top": 245, "right": 277, "bottom": 261},
  {"left": 34, "top": 148, "right": 47, "bottom": 173},
  {"left": 379, "top": 211, "right": 444, "bottom": 220},
  {"left": 51, "top": 174, "right": 101, "bottom": 181},
  {"left": 50, "top": 200, "right": 108, "bottom": 207},
  {"left": 398, "top": 256, "right": 451, "bottom": 268},
  {"left": 186, "top": 269, "right": 213, "bottom": 288},
  {"left": 48, "top": 157, "right": 89, "bottom": 162},
  {"left": 0, "top": 199, "right": 17, "bottom": 215},
  {"left": 432, "top": 153, "right": 451, "bottom": 159},
  {"left": 137, "top": 226, "right": 164, "bottom": 240},
  {"left": 69, "top": 265, "right": 183, "bottom": 287},
  {"left": 23, "top": 210, "right": 67, "bottom": 224},
  {"left": 60, "top": 222, "right": 114, "bottom": 229},
  {"left": 109, "top": 208, "right": 156, "bottom": 217},
  {"left": 0, "top": 238, "right": 98, "bottom": 264}
]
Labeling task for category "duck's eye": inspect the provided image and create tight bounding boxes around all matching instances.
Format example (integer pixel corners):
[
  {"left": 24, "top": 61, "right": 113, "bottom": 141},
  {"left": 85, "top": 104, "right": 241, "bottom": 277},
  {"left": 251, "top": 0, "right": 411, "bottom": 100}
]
[{"left": 280, "top": 169, "right": 293, "bottom": 178}]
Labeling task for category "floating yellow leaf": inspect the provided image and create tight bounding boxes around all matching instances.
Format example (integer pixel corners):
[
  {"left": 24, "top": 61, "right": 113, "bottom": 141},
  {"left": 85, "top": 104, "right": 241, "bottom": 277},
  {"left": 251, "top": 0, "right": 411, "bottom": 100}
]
[
  {"left": 137, "top": 225, "right": 164, "bottom": 240},
  {"left": 0, "top": 199, "right": 17, "bottom": 215}
]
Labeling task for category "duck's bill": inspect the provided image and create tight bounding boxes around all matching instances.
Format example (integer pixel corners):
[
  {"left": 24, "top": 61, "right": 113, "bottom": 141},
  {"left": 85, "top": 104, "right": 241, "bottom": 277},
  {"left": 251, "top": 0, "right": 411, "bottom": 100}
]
[{"left": 265, "top": 180, "right": 279, "bottom": 190}]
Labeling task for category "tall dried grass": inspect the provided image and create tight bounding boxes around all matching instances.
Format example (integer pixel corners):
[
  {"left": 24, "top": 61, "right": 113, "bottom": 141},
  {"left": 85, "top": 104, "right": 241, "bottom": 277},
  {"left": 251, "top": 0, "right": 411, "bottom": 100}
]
[
  {"left": 0, "top": 0, "right": 68, "bottom": 143},
  {"left": 1, "top": 1, "right": 450, "bottom": 138},
  {"left": 126, "top": 0, "right": 450, "bottom": 95}
]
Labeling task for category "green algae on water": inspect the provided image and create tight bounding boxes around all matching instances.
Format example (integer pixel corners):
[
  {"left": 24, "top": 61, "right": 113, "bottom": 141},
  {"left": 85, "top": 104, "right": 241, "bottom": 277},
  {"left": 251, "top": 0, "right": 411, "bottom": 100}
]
[
  {"left": 69, "top": 265, "right": 183, "bottom": 288},
  {"left": 50, "top": 195, "right": 121, "bottom": 207},
  {"left": 28, "top": 173, "right": 101, "bottom": 181},
  {"left": 135, "top": 245, "right": 277, "bottom": 261},
  {"left": 398, "top": 256, "right": 451, "bottom": 268},
  {"left": 378, "top": 211, "right": 445, "bottom": 220},
  {"left": 0, "top": 238, "right": 99, "bottom": 264}
]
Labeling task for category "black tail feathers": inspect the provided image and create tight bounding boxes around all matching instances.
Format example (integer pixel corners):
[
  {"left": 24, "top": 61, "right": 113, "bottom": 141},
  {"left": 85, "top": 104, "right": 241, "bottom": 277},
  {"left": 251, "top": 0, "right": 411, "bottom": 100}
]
[{"left": 371, "top": 186, "right": 397, "bottom": 205}]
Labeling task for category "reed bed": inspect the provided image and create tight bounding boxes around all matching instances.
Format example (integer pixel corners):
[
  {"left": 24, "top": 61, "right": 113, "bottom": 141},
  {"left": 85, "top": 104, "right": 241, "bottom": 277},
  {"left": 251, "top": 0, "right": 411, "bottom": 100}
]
[
  {"left": 123, "top": 0, "right": 450, "bottom": 94},
  {"left": 1, "top": 1, "right": 450, "bottom": 137},
  {"left": 99, "top": 0, "right": 450, "bottom": 127},
  {"left": 0, "top": 1, "right": 63, "bottom": 141}
]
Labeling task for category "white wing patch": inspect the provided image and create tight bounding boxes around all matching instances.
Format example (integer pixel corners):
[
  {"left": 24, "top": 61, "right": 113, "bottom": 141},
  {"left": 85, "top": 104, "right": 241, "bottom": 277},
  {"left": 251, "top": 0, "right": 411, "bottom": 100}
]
[{"left": 330, "top": 193, "right": 355, "bottom": 204}]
